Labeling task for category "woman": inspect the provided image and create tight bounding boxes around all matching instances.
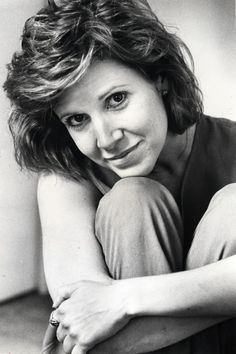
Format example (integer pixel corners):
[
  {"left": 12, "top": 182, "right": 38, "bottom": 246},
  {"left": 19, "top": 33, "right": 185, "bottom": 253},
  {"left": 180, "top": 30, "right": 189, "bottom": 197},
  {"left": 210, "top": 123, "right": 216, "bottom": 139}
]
[{"left": 4, "top": 0, "right": 236, "bottom": 353}]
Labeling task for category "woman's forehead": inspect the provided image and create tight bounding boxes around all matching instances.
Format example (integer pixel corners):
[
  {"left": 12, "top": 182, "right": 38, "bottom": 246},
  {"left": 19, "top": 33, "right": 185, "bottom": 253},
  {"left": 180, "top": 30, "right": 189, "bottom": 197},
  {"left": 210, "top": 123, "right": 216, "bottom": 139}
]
[{"left": 55, "top": 59, "right": 150, "bottom": 113}]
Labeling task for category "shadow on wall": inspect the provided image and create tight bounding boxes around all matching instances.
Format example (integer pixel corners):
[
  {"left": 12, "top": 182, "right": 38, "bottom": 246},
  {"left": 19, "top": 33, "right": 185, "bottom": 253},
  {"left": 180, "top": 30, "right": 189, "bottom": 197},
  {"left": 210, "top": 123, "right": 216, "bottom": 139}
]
[{"left": 148, "top": 0, "right": 236, "bottom": 120}]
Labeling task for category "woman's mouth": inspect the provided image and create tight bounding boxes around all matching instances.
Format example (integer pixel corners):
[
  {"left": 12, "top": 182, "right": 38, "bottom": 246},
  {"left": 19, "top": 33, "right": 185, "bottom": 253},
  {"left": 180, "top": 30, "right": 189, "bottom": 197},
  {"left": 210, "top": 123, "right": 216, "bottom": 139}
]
[{"left": 105, "top": 143, "right": 139, "bottom": 161}]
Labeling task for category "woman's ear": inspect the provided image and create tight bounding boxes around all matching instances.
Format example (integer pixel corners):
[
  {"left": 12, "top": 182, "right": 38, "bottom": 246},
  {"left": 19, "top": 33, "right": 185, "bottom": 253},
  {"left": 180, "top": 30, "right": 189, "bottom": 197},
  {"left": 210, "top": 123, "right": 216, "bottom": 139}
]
[{"left": 156, "top": 76, "right": 168, "bottom": 96}]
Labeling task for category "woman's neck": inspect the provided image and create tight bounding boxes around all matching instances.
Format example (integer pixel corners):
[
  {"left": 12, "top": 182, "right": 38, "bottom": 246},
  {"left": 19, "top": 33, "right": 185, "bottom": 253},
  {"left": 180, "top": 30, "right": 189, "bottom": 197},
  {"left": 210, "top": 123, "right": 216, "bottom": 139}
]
[
  {"left": 93, "top": 124, "right": 196, "bottom": 202},
  {"left": 149, "top": 124, "right": 196, "bottom": 202}
]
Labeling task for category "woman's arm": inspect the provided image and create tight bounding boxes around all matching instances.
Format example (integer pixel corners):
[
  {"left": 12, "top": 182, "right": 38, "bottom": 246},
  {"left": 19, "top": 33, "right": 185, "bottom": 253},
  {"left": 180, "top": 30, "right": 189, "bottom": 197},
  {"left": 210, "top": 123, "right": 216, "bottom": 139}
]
[
  {"left": 89, "top": 316, "right": 222, "bottom": 354},
  {"left": 38, "top": 174, "right": 229, "bottom": 353},
  {"left": 121, "top": 255, "right": 236, "bottom": 318},
  {"left": 88, "top": 257, "right": 236, "bottom": 353},
  {"left": 37, "top": 173, "right": 110, "bottom": 300},
  {"left": 54, "top": 278, "right": 224, "bottom": 354}
]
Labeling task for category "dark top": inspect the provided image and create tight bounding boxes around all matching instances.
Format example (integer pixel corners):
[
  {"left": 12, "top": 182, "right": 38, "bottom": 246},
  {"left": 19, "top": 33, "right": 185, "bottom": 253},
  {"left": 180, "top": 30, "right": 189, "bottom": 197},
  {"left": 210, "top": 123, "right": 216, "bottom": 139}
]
[
  {"left": 89, "top": 115, "right": 236, "bottom": 256},
  {"left": 182, "top": 115, "right": 236, "bottom": 254},
  {"left": 42, "top": 115, "right": 236, "bottom": 354}
]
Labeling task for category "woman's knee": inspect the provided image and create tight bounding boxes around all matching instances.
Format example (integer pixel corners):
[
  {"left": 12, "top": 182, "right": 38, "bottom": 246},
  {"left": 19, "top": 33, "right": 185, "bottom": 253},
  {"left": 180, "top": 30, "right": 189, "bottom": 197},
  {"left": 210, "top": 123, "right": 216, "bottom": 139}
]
[
  {"left": 95, "top": 177, "right": 182, "bottom": 247},
  {"left": 210, "top": 183, "right": 236, "bottom": 208},
  {"left": 95, "top": 177, "right": 164, "bottom": 242},
  {"left": 210, "top": 183, "right": 236, "bottom": 245},
  {"left": 208, "top": 183, "right": 236, "bottom": 228},
  {"left": 95, "top": 177, "right": 183, "bottom": 277},
  {"left": 187, "top": 184, "right": 236, "bottom": 268},
  {"left": 97, "top": 176, "right": 177, "bottom": 215},
  {"left": 99, "top": 177, "right": 148, "bottom": 209}
]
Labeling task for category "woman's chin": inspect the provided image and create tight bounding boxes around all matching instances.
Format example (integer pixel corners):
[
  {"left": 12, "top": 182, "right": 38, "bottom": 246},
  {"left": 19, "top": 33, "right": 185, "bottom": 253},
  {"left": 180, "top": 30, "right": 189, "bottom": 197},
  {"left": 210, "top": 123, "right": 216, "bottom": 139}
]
[{"left": 112, "top": 163, "right": 156, "bottom": 179}]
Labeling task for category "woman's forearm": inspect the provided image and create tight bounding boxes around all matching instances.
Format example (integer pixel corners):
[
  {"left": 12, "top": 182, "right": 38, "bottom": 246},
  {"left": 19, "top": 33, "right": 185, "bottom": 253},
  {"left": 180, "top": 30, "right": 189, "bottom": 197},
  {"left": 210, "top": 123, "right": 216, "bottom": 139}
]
[
  {"left": 91, "top": 256, "right": 236, "bottom": 354},
  {"left": 53, "top": 255, "right": 235, "bottom": 353},
  {"left": 91, "top": 316, "right": 224, "bottom": 354},
  {"left": 118, "top": 256, "right": 236, "bottom": 318},
  {"left": 89, "top": 257, "right": 236, "bottom": 353}
]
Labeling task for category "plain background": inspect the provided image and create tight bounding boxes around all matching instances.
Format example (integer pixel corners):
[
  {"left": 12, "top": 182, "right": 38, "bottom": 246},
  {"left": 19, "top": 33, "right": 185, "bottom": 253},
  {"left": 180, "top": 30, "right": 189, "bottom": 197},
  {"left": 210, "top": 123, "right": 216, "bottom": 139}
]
[{"left": 0, "top": 0, "right": 235, "bottom": 302}]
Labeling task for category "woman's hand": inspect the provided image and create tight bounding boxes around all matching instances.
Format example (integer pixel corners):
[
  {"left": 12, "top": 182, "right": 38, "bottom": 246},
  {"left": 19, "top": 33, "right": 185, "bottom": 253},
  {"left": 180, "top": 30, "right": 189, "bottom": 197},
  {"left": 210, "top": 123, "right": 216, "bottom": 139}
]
[{"left": 53, "top": 279, "right": 132, "bottom": 353}]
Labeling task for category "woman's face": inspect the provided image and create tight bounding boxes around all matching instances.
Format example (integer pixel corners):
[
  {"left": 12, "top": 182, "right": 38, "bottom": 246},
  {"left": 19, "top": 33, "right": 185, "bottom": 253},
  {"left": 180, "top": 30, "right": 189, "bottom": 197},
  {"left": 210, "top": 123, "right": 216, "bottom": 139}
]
[{"left": 55, "top": 59, "right": 168, "bottom": 178}]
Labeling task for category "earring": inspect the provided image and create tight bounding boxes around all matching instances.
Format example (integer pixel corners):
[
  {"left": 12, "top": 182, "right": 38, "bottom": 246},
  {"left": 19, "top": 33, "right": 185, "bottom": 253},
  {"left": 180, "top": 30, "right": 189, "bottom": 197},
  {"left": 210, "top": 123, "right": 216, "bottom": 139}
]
[
  {"left": 156, "top": 76, "right": 168, "bottom": 96},
  {"left": 162, "top": 89, "right": 168, "bottom": 96}
]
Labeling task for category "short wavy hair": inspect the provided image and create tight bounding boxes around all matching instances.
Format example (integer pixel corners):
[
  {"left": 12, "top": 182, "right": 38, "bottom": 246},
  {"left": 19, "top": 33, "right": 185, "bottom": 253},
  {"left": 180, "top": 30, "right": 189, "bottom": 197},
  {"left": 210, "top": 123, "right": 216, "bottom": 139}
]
[{"left": 4, "top": 0, "right": 203, "bottom": 181}]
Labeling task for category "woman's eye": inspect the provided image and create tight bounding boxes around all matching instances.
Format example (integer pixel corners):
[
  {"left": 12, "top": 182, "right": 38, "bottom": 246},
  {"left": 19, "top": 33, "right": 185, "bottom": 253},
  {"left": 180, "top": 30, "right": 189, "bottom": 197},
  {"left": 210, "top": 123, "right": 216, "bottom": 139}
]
[
  {"left": 107, "top": 92, "right": 127, "bottom": 109},
  {"left": 64, "top": 114, "right": 88, "bottom": 129}
]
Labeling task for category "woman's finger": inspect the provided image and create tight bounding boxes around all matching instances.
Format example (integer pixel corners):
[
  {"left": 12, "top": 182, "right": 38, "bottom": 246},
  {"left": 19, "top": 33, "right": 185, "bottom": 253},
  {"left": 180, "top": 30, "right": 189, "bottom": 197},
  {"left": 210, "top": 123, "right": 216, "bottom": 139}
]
[
  {"left": 41, "top": 324, "right": 58, "bottom": 354},
  {"left": 71, "top": 344, "right": 87, "bottom": 354},
  {"left": 56, "top": 323, "right": 67, "bottom": 343},
  {"left": 63, "top": 334, "right": 77, "bottom": 354},
  {"left": 53, "top": 286, "right": 72, "bottom": 308},
  {"left": 53, "top": 282, "right": 81, "bottom": 308}
]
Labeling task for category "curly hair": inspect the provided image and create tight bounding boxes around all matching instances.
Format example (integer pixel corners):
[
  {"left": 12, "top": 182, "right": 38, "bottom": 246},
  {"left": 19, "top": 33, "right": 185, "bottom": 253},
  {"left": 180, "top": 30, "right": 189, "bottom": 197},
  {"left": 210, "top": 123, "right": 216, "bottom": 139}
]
[{"left": 4, "top": 0, "right": 203, "bottom": 181}]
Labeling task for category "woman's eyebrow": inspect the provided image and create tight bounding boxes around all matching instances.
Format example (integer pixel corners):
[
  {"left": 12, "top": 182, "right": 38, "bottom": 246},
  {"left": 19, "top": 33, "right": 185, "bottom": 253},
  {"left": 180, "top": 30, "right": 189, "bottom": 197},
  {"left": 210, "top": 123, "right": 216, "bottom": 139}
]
[
  {"left": 98, "top": 84, "right": 128, "bottom": 101},
  {"left": 57, "top": 111, "right": 81, "bottom": 120},
  {"left": 56, "top": 84, "right": 130, "bottom": 119}
]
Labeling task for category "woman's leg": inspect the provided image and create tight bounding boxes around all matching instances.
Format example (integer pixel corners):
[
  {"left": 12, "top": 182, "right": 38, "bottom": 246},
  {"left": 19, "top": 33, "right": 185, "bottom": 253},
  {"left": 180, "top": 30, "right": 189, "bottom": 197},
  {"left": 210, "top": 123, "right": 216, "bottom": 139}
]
[
  {"left": 95, "top": 177, "right": 191, "bottom": 353},
  {"left": 43, "top": 177, "right": 184, "bottom": 354},
  {"left": 95, "top": 177, "right": 183, "bottom": 279},
  {"left": 186, "top": 183, "right": 236, "bottom": 354}
]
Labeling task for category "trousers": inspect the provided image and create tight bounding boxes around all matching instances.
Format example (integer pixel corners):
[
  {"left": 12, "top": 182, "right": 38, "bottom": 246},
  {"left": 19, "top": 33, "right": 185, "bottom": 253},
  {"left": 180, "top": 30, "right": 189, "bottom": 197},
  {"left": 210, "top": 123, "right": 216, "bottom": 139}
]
[
  {"left": 42, "top": 177, "right": 236, "bottom": 353},
  {"left": 96, "top": 177, "right": 236, "bottom": 354}
]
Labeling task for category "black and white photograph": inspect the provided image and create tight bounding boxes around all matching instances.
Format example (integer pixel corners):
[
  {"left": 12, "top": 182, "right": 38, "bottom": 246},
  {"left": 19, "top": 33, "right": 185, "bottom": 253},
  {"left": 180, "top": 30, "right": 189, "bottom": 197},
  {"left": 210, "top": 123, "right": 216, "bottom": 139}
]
[{"left": 0, "top": 1, "right": 236, "bottom": 353}]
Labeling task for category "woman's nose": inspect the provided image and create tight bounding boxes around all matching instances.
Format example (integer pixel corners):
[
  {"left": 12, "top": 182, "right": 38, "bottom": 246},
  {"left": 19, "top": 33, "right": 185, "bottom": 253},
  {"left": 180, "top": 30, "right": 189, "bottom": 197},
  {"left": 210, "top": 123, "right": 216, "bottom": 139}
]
[{"left": 95, "top": 120, "right": 123, "bottom": 150}]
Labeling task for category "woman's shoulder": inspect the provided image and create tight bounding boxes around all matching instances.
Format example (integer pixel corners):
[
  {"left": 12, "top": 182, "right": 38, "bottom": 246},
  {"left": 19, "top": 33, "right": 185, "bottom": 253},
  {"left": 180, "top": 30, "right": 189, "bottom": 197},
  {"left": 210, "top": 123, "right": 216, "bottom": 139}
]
[
  {"left": 37, "top": 172, "right": 102, "bottom": 206},
  {"left": 189, "top": 114, "right": 236, "bottom": 182},
  {"left": 38, "top": 172, "right": 92, "bottom": 191},
  {"left": 199, "top": 114, "right": 236, "bottom": 130},
  {"left": 196, "top": 115, "right": 236, "bottom": 147}
]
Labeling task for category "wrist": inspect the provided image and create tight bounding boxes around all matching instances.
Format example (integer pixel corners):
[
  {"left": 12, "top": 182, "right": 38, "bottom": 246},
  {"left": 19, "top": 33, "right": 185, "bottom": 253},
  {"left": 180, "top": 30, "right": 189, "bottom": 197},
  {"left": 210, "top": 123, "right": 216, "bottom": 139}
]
[
  {"left": 114, "top": 274, "right": 177, "bottom": 318},
  {"left": 113, "top": 278, "right": 145, "bottom": 318}
]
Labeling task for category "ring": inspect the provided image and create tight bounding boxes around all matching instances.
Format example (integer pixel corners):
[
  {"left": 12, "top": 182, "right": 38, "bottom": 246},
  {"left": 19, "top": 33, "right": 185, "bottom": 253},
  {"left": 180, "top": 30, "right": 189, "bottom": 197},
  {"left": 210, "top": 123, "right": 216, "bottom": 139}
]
[{"left": 49, "top": 311, "right": 60, "bottom": 327}]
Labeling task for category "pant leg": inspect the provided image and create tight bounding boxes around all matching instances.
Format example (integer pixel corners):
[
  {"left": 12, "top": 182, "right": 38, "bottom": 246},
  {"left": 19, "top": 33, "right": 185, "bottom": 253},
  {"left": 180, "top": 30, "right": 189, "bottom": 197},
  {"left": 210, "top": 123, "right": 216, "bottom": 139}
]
[
  {"left": 43, "top": 177, "right": 184, "bottom": 354},
  {"left": 95, "top": 177, "right": 183, "bottom": 279},
  {"left": 95, "top": 177, "right": 191, "bottom": 354},
  {"left": 186, "top": 183, "right": 236, "bottom": 354},
  {"left": 42, "top": 177, "right": 184, "bottom": 354}
]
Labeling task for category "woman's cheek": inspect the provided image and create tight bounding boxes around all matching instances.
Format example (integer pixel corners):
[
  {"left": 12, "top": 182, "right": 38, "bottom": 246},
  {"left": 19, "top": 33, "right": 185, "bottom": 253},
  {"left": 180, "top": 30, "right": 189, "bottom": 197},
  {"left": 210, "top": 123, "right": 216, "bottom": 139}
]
[{"left": 73, "top": 134, "right": 97, "bottom": 160}]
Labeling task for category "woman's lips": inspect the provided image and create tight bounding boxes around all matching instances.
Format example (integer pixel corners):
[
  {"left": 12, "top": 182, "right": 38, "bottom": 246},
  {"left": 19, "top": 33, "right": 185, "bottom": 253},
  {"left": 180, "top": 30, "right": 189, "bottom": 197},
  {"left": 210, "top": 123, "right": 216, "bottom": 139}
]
[{"left": 104, "top": 143, "right": 140, "bottom": 161}]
